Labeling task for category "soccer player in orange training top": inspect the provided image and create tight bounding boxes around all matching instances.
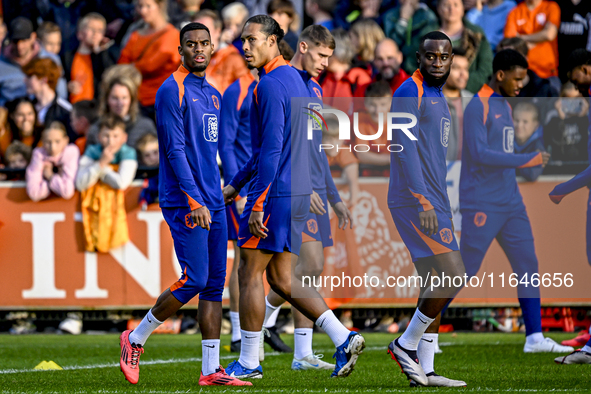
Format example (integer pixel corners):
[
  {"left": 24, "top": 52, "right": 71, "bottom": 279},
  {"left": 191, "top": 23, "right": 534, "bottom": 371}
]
[
  {"left": 223, "top": 15, "right": 365, "bottom": 380},
  {"left": 386, "top": 31, "right": 467, "bottom": 387},
  {"left": 118, "top": 22, "right": 251, "bottom": 387}
]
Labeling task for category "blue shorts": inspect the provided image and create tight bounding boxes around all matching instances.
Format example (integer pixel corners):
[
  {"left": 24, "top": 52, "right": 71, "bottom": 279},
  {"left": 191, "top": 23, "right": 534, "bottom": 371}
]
[
  {"left": 390, "top": 206, "right": 459, "bottom": 262},
  {"left": 226, "top": 202, "right": 240, "bottom": 241},
  {"left": 162, "top": 207, "right": 227, "bottom": 303},
  {"left": 238, "top": 195, "right": 310, "bottom": 255},
  {"left": 460, "top": 208, "right": 539, "bottom": 298},
  {"left": 302, "top": 193, "right": 333, "bottom": 248}
]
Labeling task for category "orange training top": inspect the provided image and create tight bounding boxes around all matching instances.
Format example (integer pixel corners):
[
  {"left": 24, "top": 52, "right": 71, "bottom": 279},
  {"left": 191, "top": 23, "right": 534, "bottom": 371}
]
[
  {"left": 206, "top": 45, "right": 249, "bottom": 94},
  {"left": 70, "top": 52, "right": 94, "bottom": 104}
]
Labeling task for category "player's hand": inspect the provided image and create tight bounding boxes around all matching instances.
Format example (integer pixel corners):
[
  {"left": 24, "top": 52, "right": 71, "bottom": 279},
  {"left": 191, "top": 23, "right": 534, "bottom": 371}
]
[
  {"left": 191, "top": 206, "right": 212, "bottom": 231},
  {"left": 223, "top": 185, "right": 238, "bottom": 205},
  {"left": 236, "top": 196, "right": 246, "bottom": 215},
  {"left": 310, "top": 191, "right": 326, "bottom": 215},
  {"left": 333, "top": 201, "right": 354, "bottom": 230},
  {"left": 540, "top": 152, "right": 551, "bottom": 167},
  {"left": 419, "top": 209, "right": 438, "bottom": 237},
  {"left": 248, "top": 210, "right": 268, "bottom": 238}
]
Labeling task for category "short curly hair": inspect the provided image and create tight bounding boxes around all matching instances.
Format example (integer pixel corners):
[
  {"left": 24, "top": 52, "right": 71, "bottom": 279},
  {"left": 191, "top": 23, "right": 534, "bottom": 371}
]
[{"left": 22, "top": 58, "right": 61, "bottom": 91}]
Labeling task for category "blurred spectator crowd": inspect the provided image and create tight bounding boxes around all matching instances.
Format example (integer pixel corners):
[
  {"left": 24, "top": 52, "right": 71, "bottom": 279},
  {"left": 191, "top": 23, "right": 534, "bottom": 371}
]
[{"left": 0, "top": 0, "right": 589, "bottom": 199}]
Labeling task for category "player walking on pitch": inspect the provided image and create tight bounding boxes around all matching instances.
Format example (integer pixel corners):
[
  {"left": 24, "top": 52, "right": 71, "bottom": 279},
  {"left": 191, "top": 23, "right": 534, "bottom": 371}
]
[
  {"left": 387, "top": 31, "right": 467, "bottom": 387},
  {"left": 118, "top": 22, "right": 250, "bottom": 386},
  {"left": 223, "top": 15, "right": 364, "bottom": 380}
]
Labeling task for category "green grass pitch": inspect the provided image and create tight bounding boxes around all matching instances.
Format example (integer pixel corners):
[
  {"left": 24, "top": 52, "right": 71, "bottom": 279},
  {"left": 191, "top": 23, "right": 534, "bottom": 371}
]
[{"left": 0, "top": 332, "right": 589, "bottom": 393}]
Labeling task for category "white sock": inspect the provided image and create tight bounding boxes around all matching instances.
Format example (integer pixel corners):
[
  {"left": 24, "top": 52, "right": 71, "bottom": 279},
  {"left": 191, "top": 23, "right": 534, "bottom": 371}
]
[
  {"left": 582, "top": 345, "right": 591, "bottom": 353},
  {"left": 238, "top": 330, "right": 260, "bottom": 369},
  {"left": 526, "top": 332, "right": 544, "bottom": 345},
  {"left": 263, "top": 296, "right": 281, "bottom": 328},
  {"left": 398, "top": 309, "right": 435, "bottom": 351},
  {"left": 129, "top": 309, "right": 163, "bottom": 346},
  {"left": 417, "top": 333, "right": 438, "bottom": 374},
  {"left": 294, "top": 328, "right": 314, "bottom": 359},
  {"left": 315, "top": 310, "right": 351, "bottom": 347},
  {"left": 201, "top": 339, "right": 220, "bottom": 376},
  {"left": 230, "top": 311, "right": 241, "bottom": 342}
]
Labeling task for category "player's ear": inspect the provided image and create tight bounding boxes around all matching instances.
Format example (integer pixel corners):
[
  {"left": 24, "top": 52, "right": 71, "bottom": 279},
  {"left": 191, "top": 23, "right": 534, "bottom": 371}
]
[
  {"left": 299, "top": 40, "right": 308, "bottom": 54},
  {"left": 268, "top": 34, "right": 277, "bottom": 47},
  {"left": 496, "top": 70, "right": 505, "bottom": 82},
  {"left": 415, "top": 51, "right": 420, "bottom": 65},
  {"left": 178, "top": 45, "right": 182, "bottom": 56}
]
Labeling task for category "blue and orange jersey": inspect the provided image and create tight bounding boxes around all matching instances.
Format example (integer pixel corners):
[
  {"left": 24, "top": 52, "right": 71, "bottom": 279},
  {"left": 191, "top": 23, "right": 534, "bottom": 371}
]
[
  {"left": 388, "top": 70, "right": 452, "bottom": 213},
  {"left": 460, "top": 84, "right": 543, "bottom": 212},
  {"left": 219, "top": 72, "right": 255, "bottom": 188},
  {"left": 229, "top": 55, "right": 312, "bottom": 212},
  {"left": 155, "top": 64, "right": 224, "bottom": 212},
  {"left": 294, "top": 67, "right": 342, "bottom": 205}
]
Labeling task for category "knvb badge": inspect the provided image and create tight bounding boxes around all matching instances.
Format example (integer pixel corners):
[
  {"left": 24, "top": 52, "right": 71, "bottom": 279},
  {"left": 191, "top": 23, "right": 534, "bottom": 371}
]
[{"left": 203, "top": 114, "right": 218, "bottom": 142}]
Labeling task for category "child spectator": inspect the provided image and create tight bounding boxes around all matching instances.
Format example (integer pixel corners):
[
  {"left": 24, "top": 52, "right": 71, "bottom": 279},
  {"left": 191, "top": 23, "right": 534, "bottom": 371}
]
[
  {"left": 504, "top": 0, "right": 560, "bottom": 80},
  {"left": 320, "top": 29, "right": 373, "bottom": 116},
  {"left": 349, "top": 19, "right": 385, "bottom": 70},
  {"left": 69, "top": 13, "right": 119, "bottom": 104},
  {"left": 22, "top": 58, "right": 74, "bottom": 141},
  {"left": 221, "top": 2, "right": 249, "bottom": 50},
  {"left": 37, "top": 22, "right": 62, "bottom": 57},
  {"left": 193, "top": 9, "right": 248, "bottom": 93},
  {"left": 87, "top": 76, "right": 157, "bottom": 149},
  {"left": 354, "top": 80, "right": 392, "bottom": 175},
  {"left": 305, "top": 0, "right": 336, "bottom": 31},
  {"left": 1, "top": 97, "right": 43, "bottom": 157},
  {"left": 137, "top": 133, "right": 159, "bottom": 208},
  {"left": 2, "top": 140, "right": 32, "bottom": 180},
  {"left": 466, "top": 0, "right": 516, "bottom": 52},
  {"left": 76, "top": 114, "right": 138, "bottom": 252},
  {"left": 267, "top": 0, "right": 300, "bottom": 51},
  {"left": 513, "top": 102, "right": 545, "bottom": 181},
  {"left": 544, "top": 81, "right": 590, "bottom": 163},
  {"left": 26, "top": 121, "right": 79, "bottom": 201},
  {"left": 118, "top": 0, "right": 181, "bottom": 120},
  {"left": 322, "top": 115, "right": 360, "bottom": 207},
  {"left": 71, "top": 100, "right": 99, "bottom": 153}
]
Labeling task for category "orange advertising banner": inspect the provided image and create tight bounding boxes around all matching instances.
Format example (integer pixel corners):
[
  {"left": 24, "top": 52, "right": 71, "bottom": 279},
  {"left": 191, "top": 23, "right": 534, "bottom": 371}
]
[{"left": 0, "top": 177, "right": 589, "bottom": 309}]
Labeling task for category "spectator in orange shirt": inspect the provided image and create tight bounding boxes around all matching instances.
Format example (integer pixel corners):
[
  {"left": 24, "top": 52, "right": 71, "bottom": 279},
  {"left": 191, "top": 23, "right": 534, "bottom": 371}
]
[
  {"left": 319, "top": 29, "right": 373, "bottom": 116},
  {"left": 69, "top": 13, "right": 119, "bottom": 104},
  {"left": 192, "top": 9, "right": 248, "bottom": 93},
  {"left": 504, "top": 0, "right": 560, "bottom": 80},
  {"left": 118, "top": 0, "right": 181, "bottom": 120},
  {"left": 354, "top": 80, "right": 392, "bottom": 175}
]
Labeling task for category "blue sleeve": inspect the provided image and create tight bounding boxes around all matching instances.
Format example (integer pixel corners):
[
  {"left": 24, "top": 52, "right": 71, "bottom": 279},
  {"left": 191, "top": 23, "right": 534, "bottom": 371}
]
[
  {"left": 249, "top": 79, "right": 285, "bottom": 212},
  {"left": 516, "top": 139, "right": 544, "bottom": 182},
  {"left": 323, "top": 154, "right": 341, "bottom": 205},
  {"left": 229, "top": 154, "right": 254, "bottom": 193},
  {"left": 464, "top": 98, "right": 543, "bottom": 169},
  {"left": 219, "top": 82, "right": 241, "bottom": 183},
  {"left": 550, "top": 165, "right": 591, "bottom": 199},
  {"left": 392, "top": 84, "right": 434, "bottom": 212},
  {"left": 156, "top": 82, "right": 205, "bottom": 209}
]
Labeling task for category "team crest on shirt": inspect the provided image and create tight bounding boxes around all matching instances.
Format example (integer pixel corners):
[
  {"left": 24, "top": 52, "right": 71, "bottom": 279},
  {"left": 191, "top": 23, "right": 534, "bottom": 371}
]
[
  {"left": 212, "top": 95, "right": 220, "bottom": 110},
  {"left": 439, "top": 228, "right": 453, "bottom": 244},
  {"left": 185, "top": 213, "right": 197, "bottom": 229},
  {"left": 536, "top": 13, "right": 547, "bottom": 26},
  {"left": 308, "top": 102, "right": 323, "bottom": 130},
  {"left": 440, "top": 117, "right": 450, "bottom": 147},
  {"left": 313, "top": 87, "right": 322, "bottom": 98},
  {"left": 503, "top": 126, "right": 514, "bottom": 153},
  {"left": 307, "top": 219, "right": 318, "bottom": 234},
  {"left": 203, "top": 114, "right": 218, "bottom": 142}
]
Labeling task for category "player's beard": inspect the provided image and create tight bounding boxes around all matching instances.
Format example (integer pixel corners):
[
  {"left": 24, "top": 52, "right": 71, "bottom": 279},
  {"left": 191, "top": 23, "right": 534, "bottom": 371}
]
[{"left": 423, "top": 68, "right": 451, "bottom": 88}]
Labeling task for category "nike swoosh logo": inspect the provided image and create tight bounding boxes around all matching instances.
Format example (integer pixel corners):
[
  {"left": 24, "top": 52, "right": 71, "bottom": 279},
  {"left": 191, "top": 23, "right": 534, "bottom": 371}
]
[
  {"left": 296, "top": 333, "right": 307, "bottom": 336},
  {"left": 238, "top": 237, "right": 246, "bottom": 240},
  {"left": 421, "top": 338, "right": 434, "bottom": 343},
  {"left": 431, "top": 100, "right": 438, "bottom": 104},
  {"left": 495, "top": 114, "right": 502, "bottom": 119},
  {"left": 147, "top": 317, "right": 152, "bottom": 323},
  {"left": 309, "top": 363, "right": 319, "bottom": 367},
  {"left": 245, "top": 335, "right": 257, "bottom": 339},
  {"left": 418, "top": 317, "right": 427, "bottom": 324},
  {"left": 193, "top": 98, "right": 199, "bottom": 101},
  {"left": 204, "top": 345, "right": 215, "bottom": 348}
]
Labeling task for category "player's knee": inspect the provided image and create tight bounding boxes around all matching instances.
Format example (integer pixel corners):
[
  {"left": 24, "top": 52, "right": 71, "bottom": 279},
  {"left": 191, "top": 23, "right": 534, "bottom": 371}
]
[
  {"left": 181, "top": 276, "right": 209, "bottom": 299},
  {"left": 267, "top": 270, "right": 291, "bottom": 296}
]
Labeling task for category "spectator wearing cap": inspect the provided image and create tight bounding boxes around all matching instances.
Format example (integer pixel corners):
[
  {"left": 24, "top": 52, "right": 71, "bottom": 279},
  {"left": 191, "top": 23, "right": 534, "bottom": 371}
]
[
  {"left": 466, "top": 0, "right": 516, "bottom": 52},
  {"left": 23, "top": 58, "right": 75, "bottom": 142},
  {"left": 193, "top": 9, "right": 248, "bottom": 93},
  {"left": 0, "top": 17, "right": 67, "bottom": 106}
]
